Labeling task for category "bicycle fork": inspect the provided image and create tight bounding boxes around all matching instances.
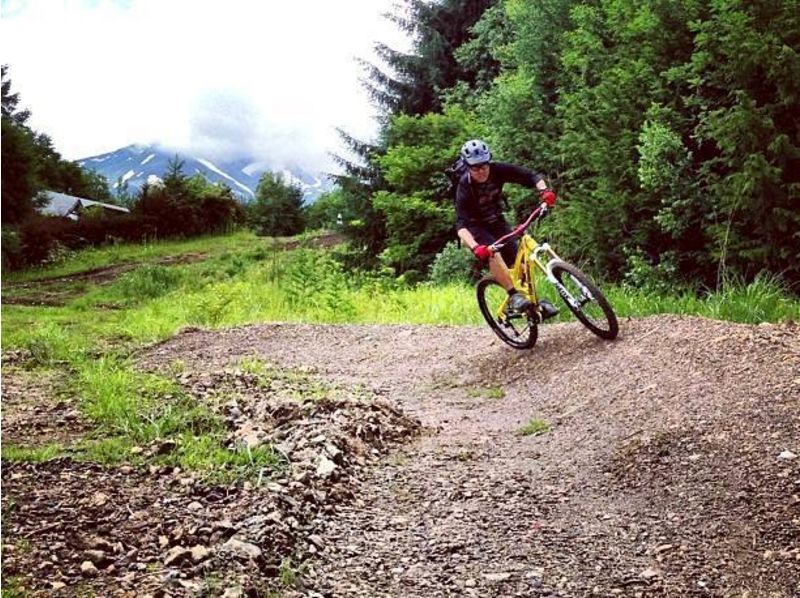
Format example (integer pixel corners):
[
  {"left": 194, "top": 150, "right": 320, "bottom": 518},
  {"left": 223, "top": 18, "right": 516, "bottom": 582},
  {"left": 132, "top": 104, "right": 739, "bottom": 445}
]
[{"left": 533, "top": 243, "right": 596, "bottom": 311}]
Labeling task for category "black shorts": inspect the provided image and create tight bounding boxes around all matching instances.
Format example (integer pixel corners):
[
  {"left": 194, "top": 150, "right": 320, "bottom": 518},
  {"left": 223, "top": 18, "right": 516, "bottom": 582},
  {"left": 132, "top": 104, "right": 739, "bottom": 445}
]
[{"left": 468, "top": 219, "right": 518, "bottom": 267}]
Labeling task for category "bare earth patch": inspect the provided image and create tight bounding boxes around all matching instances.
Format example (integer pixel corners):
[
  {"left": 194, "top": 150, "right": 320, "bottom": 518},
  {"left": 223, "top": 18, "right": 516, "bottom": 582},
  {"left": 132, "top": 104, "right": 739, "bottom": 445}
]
[
  {"left": 2, "top": 315, "right": 799, "bottom": 596},
  {"left": 1, "top": 365, "right": 88, "bottom": 448},
  {"left": 1, "top": 253, "right": 209, "bottom": 306}
]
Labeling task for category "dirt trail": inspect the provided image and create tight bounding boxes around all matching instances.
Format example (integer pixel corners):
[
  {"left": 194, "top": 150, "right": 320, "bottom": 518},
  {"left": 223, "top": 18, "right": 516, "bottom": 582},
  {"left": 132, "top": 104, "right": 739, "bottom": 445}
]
[
  {"left": 2, "top": 315, "right": 799, "bottom": 596},
  {"left": 140, "top": 315, "right": 800, "bottom": 596}
]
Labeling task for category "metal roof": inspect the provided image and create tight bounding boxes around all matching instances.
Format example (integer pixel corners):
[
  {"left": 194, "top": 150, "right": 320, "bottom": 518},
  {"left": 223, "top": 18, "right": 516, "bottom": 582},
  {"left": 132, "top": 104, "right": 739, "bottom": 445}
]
[{"left": 37, "top": 191, "right": 130, "bottom": 220}]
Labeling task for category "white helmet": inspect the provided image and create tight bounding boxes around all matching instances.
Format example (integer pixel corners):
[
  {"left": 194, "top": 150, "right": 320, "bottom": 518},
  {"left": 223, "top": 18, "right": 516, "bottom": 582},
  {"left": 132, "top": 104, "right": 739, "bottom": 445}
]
[{"left": 460, "top": 139, "right": 492, "bottom": 165}]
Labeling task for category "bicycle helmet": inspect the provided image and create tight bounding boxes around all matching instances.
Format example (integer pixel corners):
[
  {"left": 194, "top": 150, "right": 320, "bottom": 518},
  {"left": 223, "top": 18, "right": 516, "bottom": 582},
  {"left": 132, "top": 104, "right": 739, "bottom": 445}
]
[{"left": 460, "top": 139, "right": 492, "bottom": 165}]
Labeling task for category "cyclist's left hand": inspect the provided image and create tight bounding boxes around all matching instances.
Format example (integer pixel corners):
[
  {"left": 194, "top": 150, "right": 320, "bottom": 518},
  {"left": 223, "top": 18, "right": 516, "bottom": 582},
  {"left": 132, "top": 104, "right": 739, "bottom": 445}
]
[
  {"left": 473, "top": 244, "right": 492, "bottom": 262},
  {"left": 539, "top": 188, "right": 557, "bottom": 207}
]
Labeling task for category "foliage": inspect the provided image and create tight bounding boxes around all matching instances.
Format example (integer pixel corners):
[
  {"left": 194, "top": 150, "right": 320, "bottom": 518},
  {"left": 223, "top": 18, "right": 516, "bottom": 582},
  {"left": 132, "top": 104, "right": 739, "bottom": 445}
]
[
  {"left": 372, "top": 107, "right": 481, "bottom": 276},
  {"left": 329, "top": 0, "right": 499, "bottom": 271},
  {"left": 134, "top": 160, "right": 246, "bottom": 239},
  {"left": 428, "top": 240, "right": 476, "bottom": 284},
  {"left": 304, "top": 188, "right": 345, "bottom": 230},
  {"left": 248, "top": 172, "right": 306, "bottom": 237},
  {"left": 1, "top": 68, "right": 247, "bottom": 271},
  {"left": 1, "top": 110, "right": 42, "bottom": 224},
  {"left": 519, "top": 418, "right": 550, "bottom": 437},
  {"left": 1, "top": 65, "right": 113, "bottom": 228},
  {"left": 4, "top": 157, "right": 246, "bottom": 270},
  {"left": 342, "top": 0, "right": 800, "bottom": 294},
  {"left": 117, "top": 265, "right": 185, "bottom": 300},
  {"left": 362, "top": 0, "right": 499, "bottom": 116}
]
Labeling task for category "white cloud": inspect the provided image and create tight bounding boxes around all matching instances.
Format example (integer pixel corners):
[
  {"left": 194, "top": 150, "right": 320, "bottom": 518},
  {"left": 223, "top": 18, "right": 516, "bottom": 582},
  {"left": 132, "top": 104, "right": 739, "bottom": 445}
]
[{"left": 1, "top": 0, "right": 410, "bottom": 170}]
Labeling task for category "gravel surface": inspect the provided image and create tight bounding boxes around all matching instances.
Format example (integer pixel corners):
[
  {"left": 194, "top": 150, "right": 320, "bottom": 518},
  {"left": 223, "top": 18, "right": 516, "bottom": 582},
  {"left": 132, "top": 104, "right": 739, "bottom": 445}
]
[{"left": 3, "top": 315, "right": 799, "bottom": 596}]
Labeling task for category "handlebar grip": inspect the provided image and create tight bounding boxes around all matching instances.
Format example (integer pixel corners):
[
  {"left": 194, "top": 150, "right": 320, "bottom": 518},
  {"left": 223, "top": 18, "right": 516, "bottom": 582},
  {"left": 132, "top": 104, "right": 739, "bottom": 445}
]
[{"left": 537, "top": 202, "right": 550, "bottom": 220}]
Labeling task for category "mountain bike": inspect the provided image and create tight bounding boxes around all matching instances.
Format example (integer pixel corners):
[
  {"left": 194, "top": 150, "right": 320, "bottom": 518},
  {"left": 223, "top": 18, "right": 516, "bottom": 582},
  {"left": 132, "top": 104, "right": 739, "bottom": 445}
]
[{"left": 476, "top": 201, "right": 619, "bottom": 349}]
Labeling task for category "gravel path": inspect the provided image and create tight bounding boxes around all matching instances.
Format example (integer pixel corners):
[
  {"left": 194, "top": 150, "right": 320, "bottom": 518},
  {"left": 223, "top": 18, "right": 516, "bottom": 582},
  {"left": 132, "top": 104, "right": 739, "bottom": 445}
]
[
  {"left": 3, "top": 315, "right": 799, "bottom": 596},
  {"left": 141, "top": 315, "right": 800, "bottom": 596}
]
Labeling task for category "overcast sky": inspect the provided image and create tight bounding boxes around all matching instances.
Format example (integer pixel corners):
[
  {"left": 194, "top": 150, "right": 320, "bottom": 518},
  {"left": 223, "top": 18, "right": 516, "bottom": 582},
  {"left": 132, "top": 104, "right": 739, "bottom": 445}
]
[{"left": 1, "top": 0, "right": 411, "bottom": 170}]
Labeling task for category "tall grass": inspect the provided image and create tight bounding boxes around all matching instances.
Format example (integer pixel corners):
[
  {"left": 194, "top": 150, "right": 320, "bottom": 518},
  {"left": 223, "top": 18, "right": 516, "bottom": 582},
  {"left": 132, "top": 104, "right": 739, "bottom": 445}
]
[
  {"left": 3, "top": 231, "right": 797, "bottom": 476},
  {"left": 2, "top": 230, "right": 260, "bottom": 284}
]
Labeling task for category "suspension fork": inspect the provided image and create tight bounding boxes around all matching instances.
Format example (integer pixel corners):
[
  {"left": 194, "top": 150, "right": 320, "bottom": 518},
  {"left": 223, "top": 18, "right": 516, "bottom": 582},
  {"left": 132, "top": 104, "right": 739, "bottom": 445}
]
[
  {"left": 533, "top": 243, "right": 594, "bottom": 310},
  {"left": 517, "top": 237, "right": 562, "bottom": 295}
]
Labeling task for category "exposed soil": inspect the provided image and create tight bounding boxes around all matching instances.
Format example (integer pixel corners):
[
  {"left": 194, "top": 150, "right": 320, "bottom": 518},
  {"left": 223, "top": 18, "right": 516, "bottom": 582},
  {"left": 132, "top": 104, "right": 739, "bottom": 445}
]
[
  {"left": 2, "top": 315, "right": 799, "bottom": 596},
  {"left": 0, "top": 366, "right": 88, "bottom": 448},
  {"left": 2, "top": 233, "right": 347, "bottom": 307},
  {"left": 1, "top": 253, "right": 208, "bottom": 307}
]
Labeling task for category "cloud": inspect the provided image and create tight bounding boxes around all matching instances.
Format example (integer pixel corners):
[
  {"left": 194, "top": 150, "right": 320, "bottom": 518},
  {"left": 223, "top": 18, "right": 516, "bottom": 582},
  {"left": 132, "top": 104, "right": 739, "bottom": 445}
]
[{"left": 1, "top": 0, "right": 410, "bottom": 170}]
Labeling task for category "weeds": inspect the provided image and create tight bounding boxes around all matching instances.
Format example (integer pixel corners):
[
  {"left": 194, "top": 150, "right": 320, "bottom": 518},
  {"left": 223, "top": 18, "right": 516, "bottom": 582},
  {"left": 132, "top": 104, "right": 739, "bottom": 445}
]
[
  {"left": 467, "top": 386, "right": 505, "bottom": 399},
  {"left": 3, "top": 230, "right": 797, "bottom": 484},
  {"left": 519, "top": 418, "right": 550, "bottom": 437},
  {"left": 2, "top": 443, "right": 63, "bottom": 462},
  {"left": 116, "top": 264, "right": 184, "bottom": 300},
  {"left": 1, "top": 575, "right": 28, "bottom": 597},
  {"left": 21, "top": 321, "right": 77, "bottom": 367}
]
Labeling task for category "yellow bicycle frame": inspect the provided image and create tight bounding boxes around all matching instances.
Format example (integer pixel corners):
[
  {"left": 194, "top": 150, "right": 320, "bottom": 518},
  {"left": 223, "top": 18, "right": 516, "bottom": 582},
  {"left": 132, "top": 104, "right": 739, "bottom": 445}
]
[{"left": 498, "top": 233, "right": 563, "bottom": 321}]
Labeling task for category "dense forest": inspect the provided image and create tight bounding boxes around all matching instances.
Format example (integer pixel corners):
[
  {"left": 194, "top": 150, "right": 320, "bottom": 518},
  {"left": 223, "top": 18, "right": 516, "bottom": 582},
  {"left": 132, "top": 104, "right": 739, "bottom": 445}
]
[
  {"left": 325, "top": 0, "right": 799, "bottom": 292},
  {"left": 3, "top": 1, "right": 799, "bottom": 294}
]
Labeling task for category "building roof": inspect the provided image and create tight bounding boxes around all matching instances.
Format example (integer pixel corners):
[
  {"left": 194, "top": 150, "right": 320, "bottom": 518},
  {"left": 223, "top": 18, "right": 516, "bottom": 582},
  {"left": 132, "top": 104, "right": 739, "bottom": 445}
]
[{"left": 38, "top": 191, "right": 129, "bottom": 220}]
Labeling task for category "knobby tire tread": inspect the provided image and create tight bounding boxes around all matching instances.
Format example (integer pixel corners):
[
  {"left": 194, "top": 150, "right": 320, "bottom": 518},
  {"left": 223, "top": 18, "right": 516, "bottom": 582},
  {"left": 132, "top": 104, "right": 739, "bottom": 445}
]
[
  {"left": 550, "top": 261, "right": 618, "bottom": 340},
  {"left": 476, "top": 277, "right": 538, "bottom": 349}
]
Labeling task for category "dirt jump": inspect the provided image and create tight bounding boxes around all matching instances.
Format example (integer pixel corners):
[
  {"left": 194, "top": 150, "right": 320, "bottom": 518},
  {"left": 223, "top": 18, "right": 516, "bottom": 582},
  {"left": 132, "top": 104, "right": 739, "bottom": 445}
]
[{"left": 2, "top": 315, "right": 799, "bottom": 596}]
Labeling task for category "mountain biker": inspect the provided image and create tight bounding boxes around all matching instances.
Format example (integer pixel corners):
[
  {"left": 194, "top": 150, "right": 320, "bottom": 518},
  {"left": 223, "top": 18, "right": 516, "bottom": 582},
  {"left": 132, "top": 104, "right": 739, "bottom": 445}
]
[{"left": 455, "top": 139, "right": 559, "bottom": 318}]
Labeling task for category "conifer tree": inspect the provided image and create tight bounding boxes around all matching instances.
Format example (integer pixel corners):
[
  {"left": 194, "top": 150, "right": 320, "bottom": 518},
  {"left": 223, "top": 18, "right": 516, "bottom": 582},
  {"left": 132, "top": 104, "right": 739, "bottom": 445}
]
[{"left": 248, "top": 172, "right": 306, "bottom": 237}]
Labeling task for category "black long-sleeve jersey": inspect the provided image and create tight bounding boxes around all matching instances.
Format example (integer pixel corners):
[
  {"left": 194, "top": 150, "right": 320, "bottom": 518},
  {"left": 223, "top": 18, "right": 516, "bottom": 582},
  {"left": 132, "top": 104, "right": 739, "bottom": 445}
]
[{"left": 454, "top": 162, "right": 543, "bottom": 231}]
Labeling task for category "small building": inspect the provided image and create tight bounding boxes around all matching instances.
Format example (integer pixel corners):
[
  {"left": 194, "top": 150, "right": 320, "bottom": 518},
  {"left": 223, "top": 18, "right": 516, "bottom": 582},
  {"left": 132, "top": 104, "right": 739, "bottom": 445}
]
[{"left": 37, "top": 191, "right": 130, "bottom": 221}]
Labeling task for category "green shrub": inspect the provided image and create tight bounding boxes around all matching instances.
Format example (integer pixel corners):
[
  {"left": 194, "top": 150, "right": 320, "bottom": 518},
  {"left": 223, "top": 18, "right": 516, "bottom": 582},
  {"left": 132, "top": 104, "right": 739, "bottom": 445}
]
[
  {"left": 282, "top": 250, "right": 356, "bottom": 320},
  {"left": 1, "top": 226, "right": 23, "bottom": 271},
  {"left": 117, "top": 264, "right": 184, "bottom": 299},
  {"left": 429, "top": 240, "right": 476, "bottom": 284},
  {"left": 24, "top": 321, "right": 76, "bottom": 366}
]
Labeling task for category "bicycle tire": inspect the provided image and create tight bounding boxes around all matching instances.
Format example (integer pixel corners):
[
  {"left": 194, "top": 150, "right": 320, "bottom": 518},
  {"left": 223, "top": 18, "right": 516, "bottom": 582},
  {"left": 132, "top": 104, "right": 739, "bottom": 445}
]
[
  {"left": 476, "top": 277, "right": 538, "bottom": 349},
  {"left": 549, "top": 261, "right": 618, "bottom": 340}
]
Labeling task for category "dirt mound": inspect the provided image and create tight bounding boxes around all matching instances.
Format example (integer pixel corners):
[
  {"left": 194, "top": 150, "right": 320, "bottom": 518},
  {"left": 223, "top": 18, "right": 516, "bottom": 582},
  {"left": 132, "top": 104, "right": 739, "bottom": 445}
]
[{"left": 1, "top": 365, "right": 420, "bottom": 595}]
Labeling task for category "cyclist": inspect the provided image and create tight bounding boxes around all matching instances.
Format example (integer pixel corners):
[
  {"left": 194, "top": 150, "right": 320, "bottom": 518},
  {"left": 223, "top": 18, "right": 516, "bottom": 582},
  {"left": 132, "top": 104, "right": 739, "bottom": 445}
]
[{"left": 455, "top": 138, "right": 559, "bottom": 318}]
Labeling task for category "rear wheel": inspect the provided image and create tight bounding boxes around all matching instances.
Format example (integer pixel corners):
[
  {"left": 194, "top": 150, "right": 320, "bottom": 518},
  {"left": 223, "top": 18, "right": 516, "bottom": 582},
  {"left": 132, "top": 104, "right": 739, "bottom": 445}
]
[
  {"left": 549, "top": 261, "right": 618, "bottom": 339},
  {"left": 476, "top": 277, "right": 538, "bottom": 349}
]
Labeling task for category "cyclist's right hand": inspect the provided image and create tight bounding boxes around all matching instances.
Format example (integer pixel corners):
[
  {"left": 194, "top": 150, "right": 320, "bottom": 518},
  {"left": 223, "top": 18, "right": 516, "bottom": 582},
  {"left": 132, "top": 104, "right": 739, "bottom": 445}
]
[
  {"left": 473, "top": 245, "right": 492, "bottom": 262},
  {"left": 539, "top": 188, "right": 557, "bottom": 207}
]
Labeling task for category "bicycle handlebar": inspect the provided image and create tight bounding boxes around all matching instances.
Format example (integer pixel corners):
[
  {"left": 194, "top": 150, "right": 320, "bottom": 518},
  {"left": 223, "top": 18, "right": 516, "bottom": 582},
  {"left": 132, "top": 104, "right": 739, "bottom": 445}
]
[{"left": 490, "top": 201, "right": 550, "bottom": 251}]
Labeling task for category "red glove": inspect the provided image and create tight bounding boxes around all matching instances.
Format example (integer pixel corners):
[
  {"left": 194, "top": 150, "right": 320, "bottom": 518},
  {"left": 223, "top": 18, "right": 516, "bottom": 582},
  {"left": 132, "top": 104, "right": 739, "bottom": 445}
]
[
  {"left": 539, "top": 188, "right": 557, "bottom": 207},
  {"left": 472, "top": 244, "right": 492, "bottom": 262}
]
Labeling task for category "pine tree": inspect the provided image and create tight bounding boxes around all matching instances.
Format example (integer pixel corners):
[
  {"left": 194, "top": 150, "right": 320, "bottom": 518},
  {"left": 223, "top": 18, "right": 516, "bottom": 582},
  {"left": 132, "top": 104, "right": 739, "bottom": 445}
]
[
  {"left": 1, "top": 65, "right": 41, "bottom": 224},
  {"left": 248, "top": 172, "right": 306, "bottom": 237}
]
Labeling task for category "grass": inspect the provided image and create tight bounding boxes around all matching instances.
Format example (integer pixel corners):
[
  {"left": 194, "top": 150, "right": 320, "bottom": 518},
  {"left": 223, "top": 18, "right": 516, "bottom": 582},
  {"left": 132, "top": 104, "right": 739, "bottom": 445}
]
[
  {"left": 467, "top": 385, "right": 505, "bottom": 399},
  {"left": 519, "top": 418, "right": 550, "bottom": 437},
  {"left": 2, "top": 443, "right": 64, "bottom": 462},
  {"left": 0, "top": 575, "right": 28, "bottom": 597},
  {"left": 2, "top": 230, "right": 798, "bottom": 480},
  {"left": 279, "top": 556, "right": 309, "bottom": 588},
  {"left": 2, "top": 229, "right": 259, "bottom": 284}
]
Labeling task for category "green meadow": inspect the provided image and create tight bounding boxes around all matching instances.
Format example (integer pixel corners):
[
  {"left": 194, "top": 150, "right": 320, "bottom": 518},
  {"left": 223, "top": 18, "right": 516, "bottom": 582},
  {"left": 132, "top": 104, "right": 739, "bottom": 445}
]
[{"left": 2, "top": 230, "right": 797, "bottom": 478}]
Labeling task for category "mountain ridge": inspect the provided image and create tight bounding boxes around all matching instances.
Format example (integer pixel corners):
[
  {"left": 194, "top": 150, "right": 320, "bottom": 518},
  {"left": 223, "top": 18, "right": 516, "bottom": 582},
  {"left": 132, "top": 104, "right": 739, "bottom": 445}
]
[{"left": 77, "top": 144, "right": 333, "bottom": 202}]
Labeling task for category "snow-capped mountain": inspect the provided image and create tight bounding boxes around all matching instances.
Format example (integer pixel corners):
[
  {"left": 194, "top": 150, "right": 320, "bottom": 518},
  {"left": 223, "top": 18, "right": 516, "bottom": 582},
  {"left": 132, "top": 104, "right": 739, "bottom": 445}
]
[{"left": 77, "top": 144, "right": 333, "bottom": 202}]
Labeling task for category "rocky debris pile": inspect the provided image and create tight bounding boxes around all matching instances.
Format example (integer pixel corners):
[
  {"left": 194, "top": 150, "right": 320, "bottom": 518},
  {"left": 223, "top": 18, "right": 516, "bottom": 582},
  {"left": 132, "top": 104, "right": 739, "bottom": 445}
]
[
  {"left": 177, "top": 367, "right": 422, "bottom": 481},
  {"left": 1, "top": 366, "right": 422, "bottom": 595}
]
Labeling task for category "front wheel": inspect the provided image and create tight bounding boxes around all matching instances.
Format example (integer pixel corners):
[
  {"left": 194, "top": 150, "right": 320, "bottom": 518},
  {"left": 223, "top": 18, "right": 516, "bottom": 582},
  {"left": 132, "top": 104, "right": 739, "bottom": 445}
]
[
  {"left": 549, "top": 261, "right": 618, "bottom": 340},
  {"left": 476, "top": 277, "right": 538, "bottom": 349}
]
